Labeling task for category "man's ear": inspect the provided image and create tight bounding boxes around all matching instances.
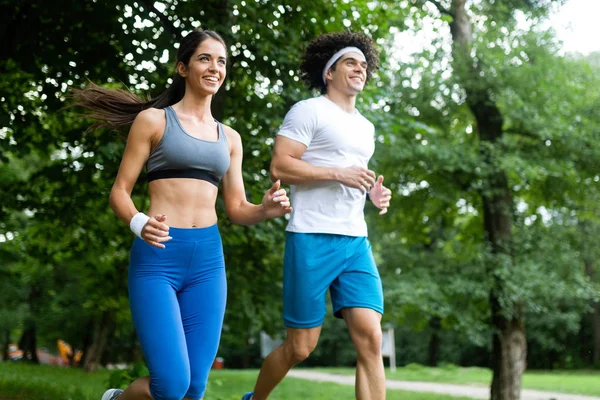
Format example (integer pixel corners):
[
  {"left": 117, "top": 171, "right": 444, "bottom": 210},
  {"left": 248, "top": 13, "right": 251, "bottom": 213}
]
[
  {"left": 324, "top": 68, "right": 333, "bottom": 83},
  {"left": 177, "top": 61, "right": 188, "bottom": 78}
]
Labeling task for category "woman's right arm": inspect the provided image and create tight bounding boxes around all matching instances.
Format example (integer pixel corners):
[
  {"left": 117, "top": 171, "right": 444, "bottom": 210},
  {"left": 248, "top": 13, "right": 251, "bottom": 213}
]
[{"left": 109, "top": 108, "right": 171, "bottom": 248}]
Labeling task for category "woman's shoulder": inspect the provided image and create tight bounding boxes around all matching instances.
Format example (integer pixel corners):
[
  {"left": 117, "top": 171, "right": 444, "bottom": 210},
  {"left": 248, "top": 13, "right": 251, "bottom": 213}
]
[
  {"left": 128, "top": 107, "right": 166, "bottom": 141},
  {"left": 135, "top": 107, "right": 166, "bottom": 126},
  {"left": 219, "top": 123, "right": 243, "bottom": 154},
  {"left": 220, "top": 123, "right": 241, "bottom": 142}
]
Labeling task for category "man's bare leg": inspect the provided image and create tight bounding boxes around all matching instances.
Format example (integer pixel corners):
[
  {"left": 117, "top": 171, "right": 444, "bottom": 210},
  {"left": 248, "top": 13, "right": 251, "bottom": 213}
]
[
  {"left": 342, "top": 308, "right": 385, "bottom": 400},
  {"left": 252, "top": 326, "right": 322, "bottom": 400}
]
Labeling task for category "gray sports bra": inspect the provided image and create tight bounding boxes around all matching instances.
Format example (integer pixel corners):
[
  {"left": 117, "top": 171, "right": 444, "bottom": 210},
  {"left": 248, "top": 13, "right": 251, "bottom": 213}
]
[{"left": 146, "top": 106, "right": 230, "bottom": 186}]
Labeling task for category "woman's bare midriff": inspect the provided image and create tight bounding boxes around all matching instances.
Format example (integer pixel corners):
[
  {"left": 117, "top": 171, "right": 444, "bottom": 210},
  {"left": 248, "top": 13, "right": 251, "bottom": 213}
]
[{"left": 147, "top": 178, "right": 219, "bottom": 228}]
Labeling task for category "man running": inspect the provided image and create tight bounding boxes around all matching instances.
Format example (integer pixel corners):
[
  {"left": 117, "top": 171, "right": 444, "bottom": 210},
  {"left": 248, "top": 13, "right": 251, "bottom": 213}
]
[{"left": 243, "top": 31, "right": 392, "bottom": 400}]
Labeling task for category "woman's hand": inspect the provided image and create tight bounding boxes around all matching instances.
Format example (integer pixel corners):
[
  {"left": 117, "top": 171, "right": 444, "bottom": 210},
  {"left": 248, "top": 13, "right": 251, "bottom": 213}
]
[
  {"left": 261, "top": 180, "right": 293, "bottom": 219},
  {"left": 142, "top": 214, "right": 172, "bottom": 248}
]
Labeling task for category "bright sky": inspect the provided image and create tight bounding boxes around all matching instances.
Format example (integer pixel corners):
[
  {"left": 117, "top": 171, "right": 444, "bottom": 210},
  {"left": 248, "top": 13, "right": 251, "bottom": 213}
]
[
  {"left": 391, "top": 0, "right": 600, "bottom": 62},
  {"left": 549, "top": 0, "right": 600, "bottom": 55}
]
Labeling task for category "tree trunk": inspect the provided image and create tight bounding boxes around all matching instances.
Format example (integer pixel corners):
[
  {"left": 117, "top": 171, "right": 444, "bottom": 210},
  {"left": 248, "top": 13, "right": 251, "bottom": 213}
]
[
  {"left": 18, "top": 283, "right": 42, "bottom": 363},
  {"left": 591, "top": 301, "right": 600, "bottom": 365},
  {"left": 127, "top": 329, "right": 142, "bottom": 364},
  {"left": 445, "top": 1, "right": 525, "bottom": 398},
  {"left": 2, "top": 328, "right": 10, "bottom": 361},
  {"left": 242, "top": 329, "right": 251, "bottom": 369},
  {"left": 18, "top": 323, "right": 38, "bottom": 363},
  {"left": 482, "top": 178, "right": 526, "bottom": 399},
  {"left": 490, "top": 295, "right": 527, "bottom": 400},
  {"left": 428, "top": 317, "right": 441, "bottom": 367},
  {"left": 580, "top": 221, "right": 600, "bottom": 365},
  {"left": 583, "top": 257, "right": 600, "bottom": 365},
  {"left": 82, "top": 311, "right": 115, "bottom": 372}
]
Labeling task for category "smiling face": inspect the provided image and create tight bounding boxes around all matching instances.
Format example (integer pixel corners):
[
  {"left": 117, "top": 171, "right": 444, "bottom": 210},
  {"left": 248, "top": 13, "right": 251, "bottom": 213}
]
[
  {"left": 325, "top": 52, "right": 368, "bottom": 95},
  {"left": 177, "top": 38, "right": 227, "bottom": 96}
]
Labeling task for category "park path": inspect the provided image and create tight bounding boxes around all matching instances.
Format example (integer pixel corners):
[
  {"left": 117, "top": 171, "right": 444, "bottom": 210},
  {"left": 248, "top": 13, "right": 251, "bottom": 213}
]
[{"left": 288, "top": 370, "right": 600, "bottom": 400}]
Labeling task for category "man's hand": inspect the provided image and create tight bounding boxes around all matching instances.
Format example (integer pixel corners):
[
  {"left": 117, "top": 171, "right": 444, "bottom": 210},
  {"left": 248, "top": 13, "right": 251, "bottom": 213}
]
[
  {"left": 369, "top": 176, "right": 392, "bottom": 215},
  {"left": 335, "top": 166, "right": 376, "bottom": 193}
]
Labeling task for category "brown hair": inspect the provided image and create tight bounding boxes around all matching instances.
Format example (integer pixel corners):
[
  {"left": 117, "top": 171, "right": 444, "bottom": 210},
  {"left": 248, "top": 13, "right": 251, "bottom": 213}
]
[{"left": 70, "top": 29, "right": 226, "bottom": 130}]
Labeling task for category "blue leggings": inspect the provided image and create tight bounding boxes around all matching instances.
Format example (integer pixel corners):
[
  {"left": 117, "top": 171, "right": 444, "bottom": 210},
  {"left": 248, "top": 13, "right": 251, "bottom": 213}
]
[{"left": 128, "top": 224, "right": 226, "bottom": 400}]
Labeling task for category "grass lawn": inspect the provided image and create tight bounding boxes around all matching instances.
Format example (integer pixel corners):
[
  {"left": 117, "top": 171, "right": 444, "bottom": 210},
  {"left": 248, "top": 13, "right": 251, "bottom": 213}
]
[
  {"left": 0, "top": 362, "right": 474, "bottom": 400},
  {"left": 314, "top": 364, "right": 600, "bottom": 396},
  {"left": 523, "top": 370, "right": 600, "bottom": 397},
  {"left": 0, "top": 362, "right": 111, "bottom": 400}
]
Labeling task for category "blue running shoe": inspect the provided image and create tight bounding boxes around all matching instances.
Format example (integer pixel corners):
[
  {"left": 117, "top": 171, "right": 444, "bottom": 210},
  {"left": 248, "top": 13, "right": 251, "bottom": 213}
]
[{"left": 241, "top": 392, "right": 254, "bottom": 400}]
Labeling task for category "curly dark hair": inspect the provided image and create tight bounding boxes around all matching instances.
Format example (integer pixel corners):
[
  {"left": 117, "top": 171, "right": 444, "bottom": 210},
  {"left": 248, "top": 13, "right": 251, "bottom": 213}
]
[{"left": 299, "top": 31, "right": 379, "bottom": 94}]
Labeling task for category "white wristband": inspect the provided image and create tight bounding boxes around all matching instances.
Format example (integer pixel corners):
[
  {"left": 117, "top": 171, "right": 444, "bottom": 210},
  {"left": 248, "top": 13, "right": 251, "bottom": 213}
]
[{"left": 129, "top": 212, "right": 150, "bottom": 239}]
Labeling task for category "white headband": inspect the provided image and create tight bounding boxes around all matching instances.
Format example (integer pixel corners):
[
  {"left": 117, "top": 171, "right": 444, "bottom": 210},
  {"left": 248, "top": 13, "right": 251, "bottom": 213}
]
[{"left": 322, "top": 46, "right": 366, "bottom": 84}]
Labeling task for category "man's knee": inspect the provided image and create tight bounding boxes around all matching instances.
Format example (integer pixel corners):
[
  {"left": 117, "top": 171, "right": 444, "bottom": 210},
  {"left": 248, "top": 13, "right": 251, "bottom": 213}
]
[
  {"left": 285, "top": 340, "right": 317, "bottom": 364},
  {"left": 355, "top": 326, "right": 383, "bottom": 358},
  {"left": 283, "top": 330, "right": 319, "bottom": 364}
]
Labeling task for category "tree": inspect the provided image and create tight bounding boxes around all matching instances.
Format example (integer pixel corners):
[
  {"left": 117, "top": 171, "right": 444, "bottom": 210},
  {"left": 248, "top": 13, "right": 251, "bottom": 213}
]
[{"left": 372, "top": 0, "right": 600, "bottom": 398}]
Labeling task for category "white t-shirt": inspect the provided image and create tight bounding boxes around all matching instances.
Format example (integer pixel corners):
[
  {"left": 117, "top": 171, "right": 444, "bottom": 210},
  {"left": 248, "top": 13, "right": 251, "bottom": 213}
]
[{"left": 277, "top": 96, "right": 375, "bottom": 237}]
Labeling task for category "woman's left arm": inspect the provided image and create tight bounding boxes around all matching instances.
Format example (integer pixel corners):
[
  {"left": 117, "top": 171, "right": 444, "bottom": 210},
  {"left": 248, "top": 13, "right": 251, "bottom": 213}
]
[{"left": 221, "top": 126, "right": 292, "bottom": 225}]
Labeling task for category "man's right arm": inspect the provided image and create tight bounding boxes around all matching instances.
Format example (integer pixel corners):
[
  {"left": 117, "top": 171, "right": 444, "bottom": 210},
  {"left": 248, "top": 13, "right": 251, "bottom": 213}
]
[{"left": 270, "top": 135, "right": 376, "bottom": 192}]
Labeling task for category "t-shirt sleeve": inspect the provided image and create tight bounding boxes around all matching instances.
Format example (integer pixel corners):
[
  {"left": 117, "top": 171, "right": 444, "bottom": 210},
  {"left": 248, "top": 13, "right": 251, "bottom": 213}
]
[{"left": 276, "top": 100, "right": 317, "bottom": 147}]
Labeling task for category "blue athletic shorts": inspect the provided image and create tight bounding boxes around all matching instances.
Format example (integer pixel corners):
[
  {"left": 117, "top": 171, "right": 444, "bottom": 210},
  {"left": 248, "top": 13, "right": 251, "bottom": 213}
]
[{"left": 282, "top": 232, "right": 384, "bottom": 328}]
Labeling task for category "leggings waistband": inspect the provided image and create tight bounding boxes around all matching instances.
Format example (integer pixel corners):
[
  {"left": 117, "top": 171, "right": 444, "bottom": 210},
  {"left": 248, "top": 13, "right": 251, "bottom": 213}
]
[{"left": 166, "top": 223, "right": 220, "bottom": 241}]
